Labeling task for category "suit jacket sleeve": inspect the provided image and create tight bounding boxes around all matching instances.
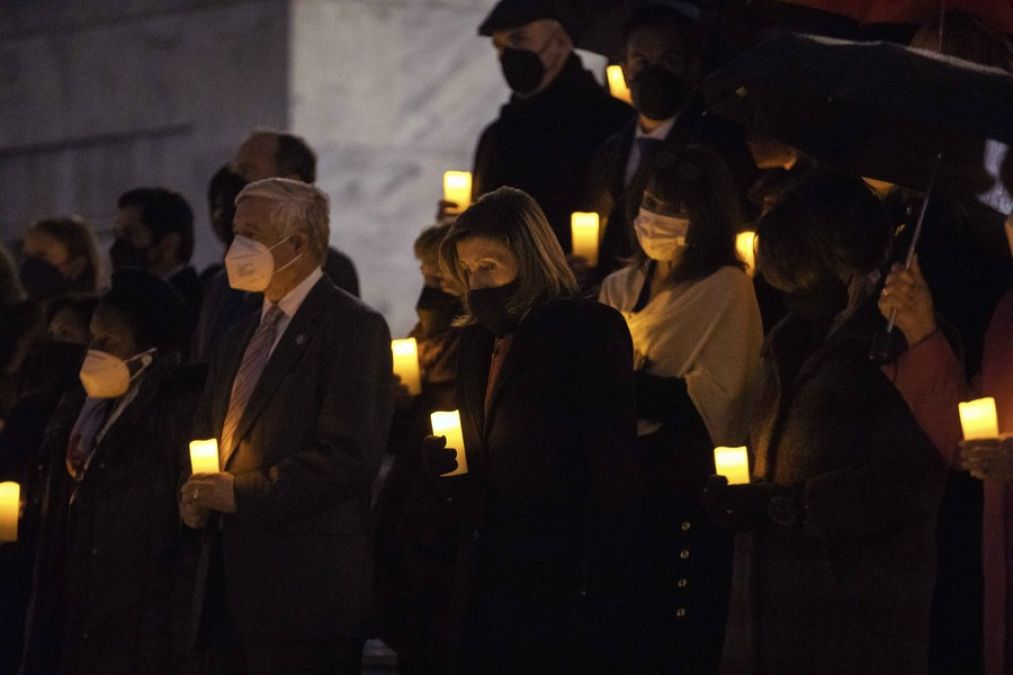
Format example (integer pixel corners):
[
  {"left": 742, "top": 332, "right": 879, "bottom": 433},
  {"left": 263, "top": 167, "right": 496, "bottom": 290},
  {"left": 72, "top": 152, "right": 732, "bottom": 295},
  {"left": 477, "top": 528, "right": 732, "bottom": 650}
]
[{"left": 231, "top": 311, "right": 394, "bottom": 527}]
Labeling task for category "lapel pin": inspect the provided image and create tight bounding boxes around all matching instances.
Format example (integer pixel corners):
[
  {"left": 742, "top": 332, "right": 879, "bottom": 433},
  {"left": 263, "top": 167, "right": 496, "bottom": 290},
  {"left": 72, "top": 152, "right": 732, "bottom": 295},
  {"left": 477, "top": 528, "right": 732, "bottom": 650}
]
[{"left": 295, "top": 334, "right": 307, "bottom": 346}]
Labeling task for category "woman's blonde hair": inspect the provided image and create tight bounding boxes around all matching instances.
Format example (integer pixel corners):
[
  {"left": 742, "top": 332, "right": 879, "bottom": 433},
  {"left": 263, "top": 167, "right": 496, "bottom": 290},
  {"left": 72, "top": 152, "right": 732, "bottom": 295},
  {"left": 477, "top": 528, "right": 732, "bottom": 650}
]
[{"left": 439, "top": 187, "right": 578, "bottom": 323}]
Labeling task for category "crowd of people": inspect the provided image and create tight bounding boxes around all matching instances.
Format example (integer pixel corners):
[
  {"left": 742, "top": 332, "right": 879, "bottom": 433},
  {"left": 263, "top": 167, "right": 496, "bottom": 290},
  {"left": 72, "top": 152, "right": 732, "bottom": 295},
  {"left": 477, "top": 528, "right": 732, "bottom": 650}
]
[{"left": 0, "top": 1, "right": 1011, "bottom": 674}]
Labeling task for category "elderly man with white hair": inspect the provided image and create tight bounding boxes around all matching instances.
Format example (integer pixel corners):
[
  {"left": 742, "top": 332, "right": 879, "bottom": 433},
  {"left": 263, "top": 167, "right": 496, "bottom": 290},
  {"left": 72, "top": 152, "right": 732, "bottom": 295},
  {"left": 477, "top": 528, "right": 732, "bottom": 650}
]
[{"left": 179, "top": 178, "right": 393, "bottom": 674}]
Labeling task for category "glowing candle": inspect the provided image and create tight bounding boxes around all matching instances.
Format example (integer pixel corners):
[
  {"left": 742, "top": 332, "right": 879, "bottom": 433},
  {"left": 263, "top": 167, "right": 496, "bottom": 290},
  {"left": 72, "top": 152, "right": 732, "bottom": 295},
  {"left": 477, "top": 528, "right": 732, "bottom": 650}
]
[
  {"left": 714, "top": 446, "right": 750, "bottom": 485},
  {"left": 189, "top": 439, "right": 220, "bottom": 475},
  {"left": 391, "top": 338, "right": 422, "bottom": 396},
  {"left": 443, "top": 171, "right": 472, "bottom": 214},
  {"left": 959, "top": 397, "right": 1000, "bottom": 440},
  {"left": 0, "top": 482, "right": 19, "bottom": 543},
  {"left": 736, "top": 231, "right": 757, "bottom": 276},
  {"left": 431, "top": 410, "right": 468, "bottom": 477},
  {"left": 607, "top": 65, "right": 632, "bottom": 104},
  {"left": 571, "top": 212, "right": 601, "bottom": 267}
]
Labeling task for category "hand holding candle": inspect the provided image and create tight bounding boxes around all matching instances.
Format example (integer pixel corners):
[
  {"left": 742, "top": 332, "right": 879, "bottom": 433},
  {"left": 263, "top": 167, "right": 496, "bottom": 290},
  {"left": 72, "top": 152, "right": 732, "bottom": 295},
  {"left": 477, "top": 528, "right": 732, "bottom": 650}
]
[
  {"left": 189, "top": 439, "right": 220, "bottom": 475},
  {"left": 714, "top": 446, "right": 751, "bottom": 485},
  {"left": 0, "top": 481, "right": 20, "bottom": 542},
  {"left": 571, "top": 212, "right": 601, "bottom": 268},
  {"left": 431, "top": 410, "right": 468, "bottom": 476},
  {"left": 391, "top": 338, "right": 422, "bottom": 396}
]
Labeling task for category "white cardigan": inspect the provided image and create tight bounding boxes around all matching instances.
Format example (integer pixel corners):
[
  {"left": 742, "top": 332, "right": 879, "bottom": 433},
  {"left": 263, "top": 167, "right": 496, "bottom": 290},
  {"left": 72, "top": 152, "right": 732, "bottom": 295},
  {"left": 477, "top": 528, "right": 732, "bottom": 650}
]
[{"left": 599, "top": 264, "right": 764, "bottom": 445}]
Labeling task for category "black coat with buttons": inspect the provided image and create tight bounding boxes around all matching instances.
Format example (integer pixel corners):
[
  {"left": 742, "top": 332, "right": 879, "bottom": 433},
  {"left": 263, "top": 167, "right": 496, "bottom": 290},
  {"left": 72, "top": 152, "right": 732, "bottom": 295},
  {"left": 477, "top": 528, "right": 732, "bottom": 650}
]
[
  {"left": 20, "top": 355, "right": 205, "bottom": 675},
  {"left": 441, "top": 298, "right": 642, "bottom": 675}
]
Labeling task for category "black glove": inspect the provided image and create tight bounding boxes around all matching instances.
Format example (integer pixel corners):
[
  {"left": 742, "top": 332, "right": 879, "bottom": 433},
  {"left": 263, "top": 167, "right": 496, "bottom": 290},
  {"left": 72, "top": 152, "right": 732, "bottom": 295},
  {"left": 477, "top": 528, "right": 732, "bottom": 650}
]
[
  {"left": 421, "top": 434, "right": 459, "bottom": 478},
  {"left": 702, "top": 475, "right": 805, "bottom": 532},
  {"left": 635, "top": 370, "right": 692, "bottom": 422}
]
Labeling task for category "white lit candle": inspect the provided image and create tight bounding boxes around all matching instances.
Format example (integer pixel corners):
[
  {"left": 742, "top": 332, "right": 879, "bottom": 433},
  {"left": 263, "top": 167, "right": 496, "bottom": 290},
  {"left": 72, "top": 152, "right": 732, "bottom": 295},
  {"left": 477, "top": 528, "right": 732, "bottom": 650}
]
[
  {"left": 714, "top": 446, "right": 750, "bottom": 485},
  {"left": 189, "top": 439, "right": 220, "bottom": 475},
  {"left": 571, "top": 212, "right": 601, "bottom": 267},
  {"left": 607, "top": 65, "right": 632, "bottom": 104},
  {"left": 392, "top": 338, "right": 422, "bottom": 396},
  {"left": 736, "top": 231, "right": 757, "bottom": 276},
  {"left": 443, "top": 171, "right": 472, "bottom": 214},
  {"left": 431, "top": 410, "right": 468, "bottom": 477},
  {"left": 959, "top": 397, "right": 1000, "bottom": 440},
  {"left": 0, "top": 482, "right": 19, "bottom": 543}
]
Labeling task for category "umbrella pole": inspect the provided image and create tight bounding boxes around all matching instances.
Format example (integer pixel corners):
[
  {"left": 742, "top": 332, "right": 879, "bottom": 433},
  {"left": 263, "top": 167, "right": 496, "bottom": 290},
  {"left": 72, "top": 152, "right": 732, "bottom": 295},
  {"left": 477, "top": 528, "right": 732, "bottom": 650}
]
[{"left": 870, "top": 152, "right": 942, "bottom": 361}]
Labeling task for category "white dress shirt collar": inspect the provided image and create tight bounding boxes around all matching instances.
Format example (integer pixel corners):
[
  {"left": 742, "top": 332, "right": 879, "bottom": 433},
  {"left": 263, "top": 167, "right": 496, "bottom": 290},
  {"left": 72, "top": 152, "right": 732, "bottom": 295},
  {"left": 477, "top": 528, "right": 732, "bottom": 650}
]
[
  {"left": 262, "top": 266, "right": 323, "bottom": 321},
  {"left": 635, "top": 115, "right": 676, "bottom": 142}
]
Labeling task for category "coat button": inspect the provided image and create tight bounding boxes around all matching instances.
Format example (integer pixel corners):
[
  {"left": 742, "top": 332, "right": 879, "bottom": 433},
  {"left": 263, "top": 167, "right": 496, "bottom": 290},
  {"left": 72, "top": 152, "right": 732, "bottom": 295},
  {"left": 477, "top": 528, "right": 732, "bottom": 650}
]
[
  {"left": 677, "top": 578, "right": 688, "bottom": 589},
  {"left": 91, "top": 547, "right": 98, "bottom": 556},
  {"left": 679, "top": 549, "right": 690, "bottom": 560},
  {"left": 471, "top": 529, "right": 480, "bottom": 543},
  {"left": 676, "top": 608, "right": 687, "bottom": 618},
  {"left": 680, "top": 521, "right": 691, "bottom": 531}
]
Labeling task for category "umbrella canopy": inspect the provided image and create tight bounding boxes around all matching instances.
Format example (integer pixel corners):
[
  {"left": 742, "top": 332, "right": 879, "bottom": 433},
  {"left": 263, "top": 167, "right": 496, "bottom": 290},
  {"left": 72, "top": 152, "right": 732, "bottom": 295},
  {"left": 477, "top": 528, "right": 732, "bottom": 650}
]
[
  {"left": 703, "top": 32, "right": 1013, "bottom": 195},
  {"left": 778, "top": 0, "right": 1013, "bottom": 33}
]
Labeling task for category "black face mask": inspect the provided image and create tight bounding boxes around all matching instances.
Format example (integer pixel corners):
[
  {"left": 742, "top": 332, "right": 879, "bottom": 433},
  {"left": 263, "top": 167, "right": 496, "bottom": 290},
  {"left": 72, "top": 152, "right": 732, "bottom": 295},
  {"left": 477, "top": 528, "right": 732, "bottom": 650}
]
[
  {"left": 630, "top": 64, "right": 691, "bottom": 121},
  {"left": 467, "top": 279, "right": 521, "bottom": 336},
  {"left": 416, "top": 285, "right": 462, "bottom": 337},
  {"left": 19, "top": 256, "right": 70, "bottom": 300},
  {"left": 109, "top": 237, "right": 150, "bottom": 271},
  {"left": 499, "top": 48, "right": 546, "bottom": 95},
  {"left": 783, "top": 278, "right": 849, "bottom": 325}
]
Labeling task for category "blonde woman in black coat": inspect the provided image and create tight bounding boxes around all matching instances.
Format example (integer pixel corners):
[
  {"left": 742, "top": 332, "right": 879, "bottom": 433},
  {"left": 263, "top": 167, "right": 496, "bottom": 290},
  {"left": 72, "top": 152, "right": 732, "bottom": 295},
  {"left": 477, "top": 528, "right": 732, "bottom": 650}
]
[{"left": 423, "top": 187, "right": 641, "bottom": 674}]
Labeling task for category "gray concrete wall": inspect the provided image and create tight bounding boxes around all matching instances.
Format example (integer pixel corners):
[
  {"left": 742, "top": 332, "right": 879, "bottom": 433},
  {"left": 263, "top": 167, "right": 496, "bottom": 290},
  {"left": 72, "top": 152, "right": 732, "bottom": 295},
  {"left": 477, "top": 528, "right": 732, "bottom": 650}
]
[{"left": 0, "top": 0, "right": 290, "bottom": 273}]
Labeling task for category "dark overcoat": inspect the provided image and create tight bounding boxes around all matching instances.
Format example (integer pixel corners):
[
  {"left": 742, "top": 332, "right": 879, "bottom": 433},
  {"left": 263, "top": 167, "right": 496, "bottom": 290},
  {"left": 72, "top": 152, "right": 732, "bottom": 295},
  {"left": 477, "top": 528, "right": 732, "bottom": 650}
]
[
  {"left": 721, "top": 302, "right": 948, "bottom": 674},
  {"left": 441, "top": 298, "right": 642, "bottom": 675},
  {"left": 21, "top": 355, "right": 205, "bottom": 675},
  {"left": 472, "top": 55, "right": 634, "bottom": 251}
]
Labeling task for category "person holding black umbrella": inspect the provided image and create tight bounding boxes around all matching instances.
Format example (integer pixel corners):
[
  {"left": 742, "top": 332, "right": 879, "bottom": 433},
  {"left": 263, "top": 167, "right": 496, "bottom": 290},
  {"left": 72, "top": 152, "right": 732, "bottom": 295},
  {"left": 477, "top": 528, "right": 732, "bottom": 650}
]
[
  {"left": 445, "top": 0, "right": 633, "bottom": 253},
  {"left": 705, "top": 172, "right": 949, "bottom": 674}
]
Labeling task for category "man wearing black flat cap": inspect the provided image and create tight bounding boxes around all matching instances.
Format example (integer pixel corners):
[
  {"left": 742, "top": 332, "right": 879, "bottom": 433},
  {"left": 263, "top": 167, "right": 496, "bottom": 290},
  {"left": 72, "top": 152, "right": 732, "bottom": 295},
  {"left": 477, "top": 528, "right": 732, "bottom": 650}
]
[{"left": 449, "top": 0, "right": 633, "bottom": 254}]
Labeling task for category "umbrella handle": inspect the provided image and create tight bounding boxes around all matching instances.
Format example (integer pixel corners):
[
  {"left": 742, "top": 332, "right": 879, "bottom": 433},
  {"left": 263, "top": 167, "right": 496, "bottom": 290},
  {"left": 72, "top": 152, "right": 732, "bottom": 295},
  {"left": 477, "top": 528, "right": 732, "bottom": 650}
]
[{"left": 870, "top": 153, "right": 942, "bottom": 361}]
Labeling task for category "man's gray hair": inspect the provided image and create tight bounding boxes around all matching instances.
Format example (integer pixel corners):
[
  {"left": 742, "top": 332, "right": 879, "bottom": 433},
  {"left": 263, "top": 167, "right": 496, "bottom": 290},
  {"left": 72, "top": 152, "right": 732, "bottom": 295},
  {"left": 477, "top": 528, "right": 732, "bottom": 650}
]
[{"left": 235, "top": 177, "right": 329, "bottom": 263}]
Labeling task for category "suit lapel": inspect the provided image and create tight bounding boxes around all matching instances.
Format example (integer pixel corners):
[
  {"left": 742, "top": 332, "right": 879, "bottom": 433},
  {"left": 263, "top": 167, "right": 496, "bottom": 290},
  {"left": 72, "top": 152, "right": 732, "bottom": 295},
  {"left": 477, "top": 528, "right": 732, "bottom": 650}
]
[{"left": 222, "top": 280, "right": 330, "bottom": 470}]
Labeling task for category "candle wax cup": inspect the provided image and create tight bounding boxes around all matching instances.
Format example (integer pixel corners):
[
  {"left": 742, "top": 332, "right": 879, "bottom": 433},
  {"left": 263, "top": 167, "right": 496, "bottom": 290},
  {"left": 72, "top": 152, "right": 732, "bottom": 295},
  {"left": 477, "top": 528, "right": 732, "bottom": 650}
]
[
  {"left": 571, "top": 212, "right": 601, "bottom": 268},
  {"left": 431, "top": 410, "right": 469, "bottom": 477},
  {"left": 391, "top": 338, "right": 422, "bottom": 396},
  {"left": 714, "top": 446, "right": 750, "bottom": 485},
  {"left": 0, "top": 481, "right": 20, "bottom": 543},
  {"left": 189, "top": 439, "right": 220, "bottom": 475},
  {"left": 959, "top": 397, "right": 1000, "bottom": 440},
  {"left": 443, "top": 171, "right": 472, "bottom": 213}
]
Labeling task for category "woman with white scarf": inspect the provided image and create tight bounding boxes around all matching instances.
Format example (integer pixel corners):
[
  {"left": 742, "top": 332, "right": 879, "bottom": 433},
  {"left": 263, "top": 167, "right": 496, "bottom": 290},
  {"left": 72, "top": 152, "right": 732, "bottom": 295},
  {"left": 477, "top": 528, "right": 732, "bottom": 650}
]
[{"left": 599, "top": 147, "right": 762, "bottom": 674}]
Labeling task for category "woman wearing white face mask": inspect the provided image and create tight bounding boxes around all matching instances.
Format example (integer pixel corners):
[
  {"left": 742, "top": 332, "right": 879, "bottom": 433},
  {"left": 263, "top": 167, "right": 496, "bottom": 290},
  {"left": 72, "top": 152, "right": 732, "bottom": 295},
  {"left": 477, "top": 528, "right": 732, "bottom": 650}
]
[
  {"left": 599, "top": 147, "right": 763, "bottom": 673},
  {"left": 22, "top": 269, "right": 206, "bottom": 675}
]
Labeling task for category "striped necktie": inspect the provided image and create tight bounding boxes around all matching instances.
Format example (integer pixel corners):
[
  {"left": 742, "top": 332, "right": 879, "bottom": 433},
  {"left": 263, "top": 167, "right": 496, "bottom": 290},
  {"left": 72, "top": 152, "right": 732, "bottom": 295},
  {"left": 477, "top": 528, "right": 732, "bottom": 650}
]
[{"left": 219, "top": 305, "right": 284, "bottom": 467}]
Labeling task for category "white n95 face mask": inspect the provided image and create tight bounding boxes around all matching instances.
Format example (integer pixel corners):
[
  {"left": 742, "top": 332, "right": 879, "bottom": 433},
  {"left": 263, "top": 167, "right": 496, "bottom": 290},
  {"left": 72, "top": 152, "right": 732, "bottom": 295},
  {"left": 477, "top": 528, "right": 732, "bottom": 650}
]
[
  {"left": 224, "top": 234, "right": 301, "bottom": 292},
  {"left": 634, "top": 208, "right": 690, "bottom": 261},
  {"left": 79, "top": 349, "right": 155, "bottom": 399}
]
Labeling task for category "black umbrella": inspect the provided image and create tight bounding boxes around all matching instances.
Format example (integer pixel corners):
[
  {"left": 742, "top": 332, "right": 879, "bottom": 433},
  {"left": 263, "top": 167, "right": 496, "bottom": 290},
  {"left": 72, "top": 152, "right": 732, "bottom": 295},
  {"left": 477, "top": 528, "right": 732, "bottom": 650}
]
[
  {"left": 702, "top": 31, "right": 1013, "bottom": 195},
  {"left": 703, "top": 32, "right": 1013, "bottom": 354}
]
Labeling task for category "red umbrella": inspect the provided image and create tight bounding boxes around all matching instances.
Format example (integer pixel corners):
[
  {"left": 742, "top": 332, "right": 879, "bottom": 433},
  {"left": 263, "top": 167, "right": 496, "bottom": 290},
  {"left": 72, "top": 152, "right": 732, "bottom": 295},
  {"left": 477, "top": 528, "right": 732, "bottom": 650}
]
[{"left": 778, "top": 0, "right": 1013, "bottom": 32}]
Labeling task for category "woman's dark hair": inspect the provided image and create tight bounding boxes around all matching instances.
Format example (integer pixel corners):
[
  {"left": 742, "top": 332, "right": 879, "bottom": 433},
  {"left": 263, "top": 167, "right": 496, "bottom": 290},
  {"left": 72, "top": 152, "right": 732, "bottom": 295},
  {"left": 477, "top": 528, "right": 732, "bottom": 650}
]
[
  {"left": 440, "top": 187, "right": 578, "bottom": 323},
  {"left": 637, "top": 145, "right": 745, "bottom": 286},
  {"left": 45, "top": 293, "right": 100, "bottom": 341},
  {"left": 207, "top": 164, "right": 247, "bottom": 245},
  {"left": 755, "top": 171, "right": 893, "bottom": 294},
  {"left": 27, "top": 216, "right": 103, "bottom": 293},
  {"left": 118, "top": 187, "right": 195, "bottom": 263}
]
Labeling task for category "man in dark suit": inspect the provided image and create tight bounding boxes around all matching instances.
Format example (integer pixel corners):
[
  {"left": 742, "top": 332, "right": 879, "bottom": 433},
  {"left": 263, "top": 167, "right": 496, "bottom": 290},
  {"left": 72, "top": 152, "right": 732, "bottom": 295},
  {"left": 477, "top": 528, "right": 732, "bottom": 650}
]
[
  {"left": 583, "top": 5, "right": 755, "bottom": 281},
  {"left": 179, "top": 178, "right": 393, "bottom": 674},
  {"left": 111, "top": 187, "right": 204, "bottom": 344}
]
